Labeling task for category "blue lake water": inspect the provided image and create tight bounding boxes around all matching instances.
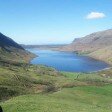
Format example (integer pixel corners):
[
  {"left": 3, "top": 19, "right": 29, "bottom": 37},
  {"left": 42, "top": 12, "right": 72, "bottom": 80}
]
[{"left": 28, "top": 49, "right": 110, "bottom": 72}]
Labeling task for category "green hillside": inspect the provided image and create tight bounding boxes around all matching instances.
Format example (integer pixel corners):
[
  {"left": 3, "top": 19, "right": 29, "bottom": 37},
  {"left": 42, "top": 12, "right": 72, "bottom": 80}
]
[
  {"left": 1, "top": 85, "right": 112, "bottom": 112},
  {"left": 0, "top": 59, "right": 112, "bottom": 111}
]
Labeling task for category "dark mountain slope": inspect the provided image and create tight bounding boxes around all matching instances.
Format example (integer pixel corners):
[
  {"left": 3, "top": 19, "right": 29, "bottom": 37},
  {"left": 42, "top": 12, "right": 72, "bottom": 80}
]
[
  {"left": 0, "top": 33, "right": 34, "bottom": 63},
  {"left": 0, "top": 33, "right": 23, "bottom": 50}
]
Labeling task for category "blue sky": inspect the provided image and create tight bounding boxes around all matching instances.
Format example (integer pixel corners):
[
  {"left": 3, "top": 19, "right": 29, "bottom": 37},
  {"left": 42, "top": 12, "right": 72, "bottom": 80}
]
[{"left": 0, "top": 0, "right": 112, "bottom": 44}]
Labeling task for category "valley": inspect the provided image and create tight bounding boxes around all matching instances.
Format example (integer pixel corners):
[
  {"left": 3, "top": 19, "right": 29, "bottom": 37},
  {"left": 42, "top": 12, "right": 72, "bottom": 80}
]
[
  {"left": 0, "top": 32, "right": 112, "bottom": 112},
  {"left": 0, "top": 1, "right": 112, "bottom": 111}
]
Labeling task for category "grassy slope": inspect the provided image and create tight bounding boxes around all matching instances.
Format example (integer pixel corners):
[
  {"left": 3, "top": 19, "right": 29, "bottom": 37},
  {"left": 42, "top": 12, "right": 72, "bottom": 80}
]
[
  {"left": 0, "top": 47, "right": 35, "bottom": 63},
  {"left": 1, "top": 85, "right": 112, "bottom": 112},
  {"left": 0, "top": 62, "right": 64, "bottom": 101},
  {"left": 88, "top": 46, "right": 112, "bottom": 64},
  {"left": 0, "top": 61, "right": 112, "bottom": 112}
]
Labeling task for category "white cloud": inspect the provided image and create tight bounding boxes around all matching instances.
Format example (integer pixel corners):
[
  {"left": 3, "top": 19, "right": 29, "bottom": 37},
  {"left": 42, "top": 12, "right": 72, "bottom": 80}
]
[{"left": 86, "top": 12, "right": 106, "bottom": 19}]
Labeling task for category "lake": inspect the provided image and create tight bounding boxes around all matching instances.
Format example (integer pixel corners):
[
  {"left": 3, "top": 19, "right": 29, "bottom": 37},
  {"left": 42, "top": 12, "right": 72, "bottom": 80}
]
[{"left": 28, "top": 49, "right": 110, "bottom": 72}]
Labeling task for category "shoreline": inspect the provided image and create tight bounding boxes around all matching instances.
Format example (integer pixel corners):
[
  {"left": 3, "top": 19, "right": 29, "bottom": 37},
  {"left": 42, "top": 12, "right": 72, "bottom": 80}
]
[
  {"left": 89, "top": 66, "right": 112, "bottom": 73},
  {"left": 27, "top": 48, "right": 112, "bottom": 73},
  {"left": 56, "top": 49, "right": 112, "bottom": 67}
]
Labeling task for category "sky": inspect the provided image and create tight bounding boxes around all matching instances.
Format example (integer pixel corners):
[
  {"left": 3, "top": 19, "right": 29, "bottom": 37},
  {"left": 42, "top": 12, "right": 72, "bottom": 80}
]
[{"left": 0, "top": 0, "right": 112, "bottom": 45}]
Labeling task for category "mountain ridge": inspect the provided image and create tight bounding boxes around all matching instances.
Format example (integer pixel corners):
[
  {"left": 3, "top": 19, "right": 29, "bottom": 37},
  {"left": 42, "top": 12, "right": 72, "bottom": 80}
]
[
  {"left": 0, "top": 33, "right": 23, "bottom": 50},
  {"left": 61, "top": 29, "right": 112, "bottom": 64},
  {"left": 0, "top": 33, "right": 35, "bottom": 63}
]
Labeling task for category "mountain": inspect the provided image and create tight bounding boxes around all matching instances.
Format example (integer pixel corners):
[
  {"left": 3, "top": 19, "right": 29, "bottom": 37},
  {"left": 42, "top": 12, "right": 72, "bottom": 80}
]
[
  {"left": 0, "top": 33, "right": 35, "bottom": 63},
  {"left": 0, "top": 33, "right": 24, "bottom": 49},
  {"left": 22, "top": 44, "right": 67, "bottom": 50},
  {"left": 61, "top": 29, "right": 112, "bottom": 64}
]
